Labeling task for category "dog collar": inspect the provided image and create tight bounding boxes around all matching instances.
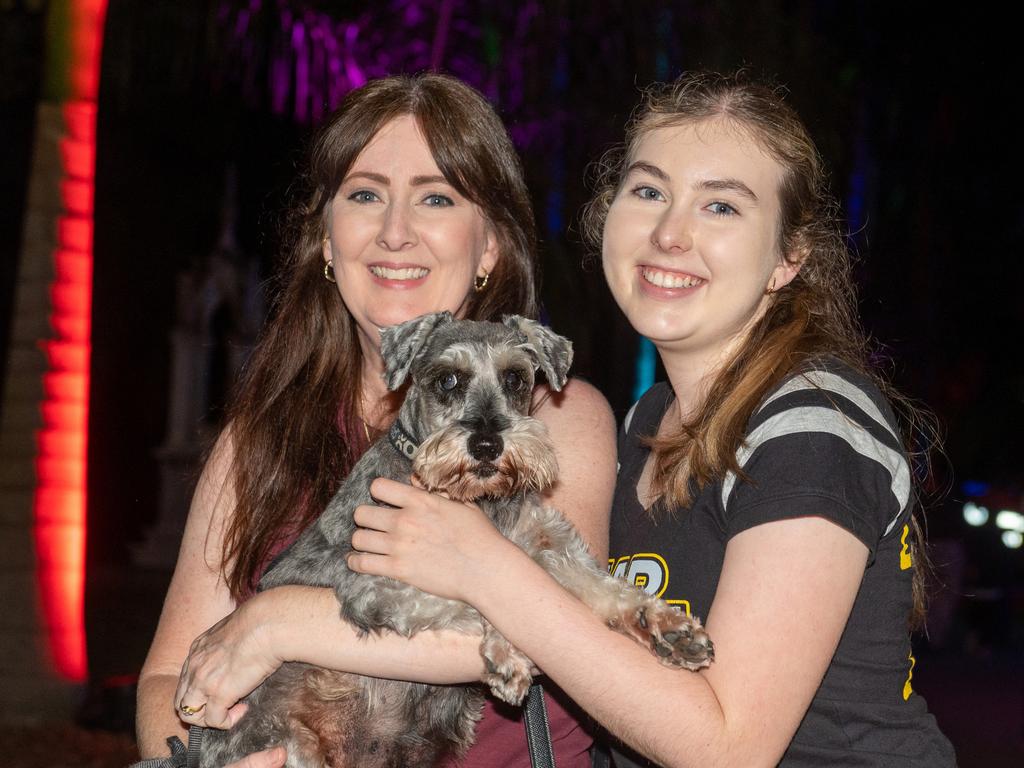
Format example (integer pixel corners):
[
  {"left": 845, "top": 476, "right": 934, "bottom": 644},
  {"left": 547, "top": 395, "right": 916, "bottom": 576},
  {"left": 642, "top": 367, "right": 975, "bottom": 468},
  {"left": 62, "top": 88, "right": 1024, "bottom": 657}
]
[{"left": 388, "top": 420, "right": 419, "bottom": 460}]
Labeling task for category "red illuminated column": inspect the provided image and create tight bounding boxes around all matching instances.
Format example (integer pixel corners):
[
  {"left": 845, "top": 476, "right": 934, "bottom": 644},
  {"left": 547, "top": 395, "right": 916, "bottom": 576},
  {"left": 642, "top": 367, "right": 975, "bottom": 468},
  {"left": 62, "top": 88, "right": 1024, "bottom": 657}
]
[
  {"left": 0, "top": 2, "right": 106, "bottom": 715},
  {"left": 32, "top": 0, "right": 107, "bottom": 686},
  {"left": 33, "top": 100, "right": 94, "bottom": 682}
]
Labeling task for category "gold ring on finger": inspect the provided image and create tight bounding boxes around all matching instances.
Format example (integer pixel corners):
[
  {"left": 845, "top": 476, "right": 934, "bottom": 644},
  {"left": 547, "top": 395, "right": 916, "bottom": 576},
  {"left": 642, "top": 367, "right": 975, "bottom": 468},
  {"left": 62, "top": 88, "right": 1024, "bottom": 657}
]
[{"left": 179, "top": 702, "right": 206, "bottom": 716}]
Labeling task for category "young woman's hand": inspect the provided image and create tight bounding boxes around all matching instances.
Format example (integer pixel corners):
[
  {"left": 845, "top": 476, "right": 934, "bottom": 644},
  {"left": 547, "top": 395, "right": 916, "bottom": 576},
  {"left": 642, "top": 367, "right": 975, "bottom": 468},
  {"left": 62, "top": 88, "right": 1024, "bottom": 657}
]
[
  {"left": 174, "top": 593, "right": 282, "bottom": 730},
  {"left": 347, "top": 477, "right": 521, "bottom": 603}
]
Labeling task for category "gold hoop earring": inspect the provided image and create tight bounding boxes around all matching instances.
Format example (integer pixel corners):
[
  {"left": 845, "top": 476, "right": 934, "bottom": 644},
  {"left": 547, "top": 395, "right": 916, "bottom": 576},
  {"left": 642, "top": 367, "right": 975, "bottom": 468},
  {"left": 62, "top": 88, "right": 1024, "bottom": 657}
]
[
  {"left": 324, "top": 260, "right": 336, "bottom": 283},
  {"left": 474, "top": 269, "right": 490, "bottom": 293},
  {"left": 764, "top": 276, "right": 777, "bottom": 295}
]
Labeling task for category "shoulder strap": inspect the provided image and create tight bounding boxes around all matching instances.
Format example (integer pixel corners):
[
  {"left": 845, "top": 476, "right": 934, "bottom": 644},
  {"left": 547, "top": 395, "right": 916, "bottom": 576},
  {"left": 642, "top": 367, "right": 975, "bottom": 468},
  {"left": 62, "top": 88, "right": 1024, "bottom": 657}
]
[
  {"left": 523, "top": 682, "right": 556, "bottom": 768},
  {"left": 186, "top": 726, "right": 204, "bottom": 768}
]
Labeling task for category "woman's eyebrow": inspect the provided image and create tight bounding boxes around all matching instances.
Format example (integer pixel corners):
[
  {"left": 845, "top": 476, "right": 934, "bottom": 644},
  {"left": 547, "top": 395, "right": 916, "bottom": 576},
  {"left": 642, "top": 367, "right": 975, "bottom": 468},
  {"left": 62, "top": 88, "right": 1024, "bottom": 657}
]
[
  {"left": 411, "top": 174, "right": 449, "bottom": 186},
  {"left": 695, "top": 178, "right": 759, "bottom": 203},
  {"left": 624, "top": 161, "right": 669, "bottom": 181},
  {"left": 344, "top": 171, "right": 389, "bottom": 184}
]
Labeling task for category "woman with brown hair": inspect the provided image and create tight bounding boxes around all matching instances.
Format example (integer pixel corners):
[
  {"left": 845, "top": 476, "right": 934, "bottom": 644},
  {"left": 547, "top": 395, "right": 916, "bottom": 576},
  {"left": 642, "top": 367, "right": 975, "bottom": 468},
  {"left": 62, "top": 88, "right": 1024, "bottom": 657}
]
[
  {"left": 348, "top": 72, "right": 956, "bottom": 766},
  {"left": 137, "top": 73, "right": 616, "bottom": 767}
]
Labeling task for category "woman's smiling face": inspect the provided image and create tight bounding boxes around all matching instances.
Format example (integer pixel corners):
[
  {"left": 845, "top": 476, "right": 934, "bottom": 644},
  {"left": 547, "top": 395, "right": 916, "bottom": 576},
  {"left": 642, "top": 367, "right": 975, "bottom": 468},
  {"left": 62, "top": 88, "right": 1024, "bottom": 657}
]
[
  {"left": 602, "top": 118, "right": 800, "bottom": 365},
  {"left": 324, "top": 114, "right": 498, "bottom": 357}
]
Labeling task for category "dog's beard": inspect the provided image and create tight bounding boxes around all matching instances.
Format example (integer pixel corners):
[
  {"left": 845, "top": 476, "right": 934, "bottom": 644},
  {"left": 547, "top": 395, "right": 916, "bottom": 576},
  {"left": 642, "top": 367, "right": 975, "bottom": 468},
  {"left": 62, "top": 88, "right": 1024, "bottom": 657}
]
[{"left": 413, "top": 419, "right": 558, "bottom": 501}]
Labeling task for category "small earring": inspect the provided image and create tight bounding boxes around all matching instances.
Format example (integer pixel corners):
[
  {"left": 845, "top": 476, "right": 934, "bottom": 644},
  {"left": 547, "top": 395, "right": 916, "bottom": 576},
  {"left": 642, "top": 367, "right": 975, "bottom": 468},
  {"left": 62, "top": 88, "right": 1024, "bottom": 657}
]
[
  {"left": 474, "top": 269, "right": 490, "bottom": 293},
  {"left": 324, "top": 260, "right": 336, "bottom": 283},
  {"left": 764, "top": 276, "right": 777, "bottom": 295}
]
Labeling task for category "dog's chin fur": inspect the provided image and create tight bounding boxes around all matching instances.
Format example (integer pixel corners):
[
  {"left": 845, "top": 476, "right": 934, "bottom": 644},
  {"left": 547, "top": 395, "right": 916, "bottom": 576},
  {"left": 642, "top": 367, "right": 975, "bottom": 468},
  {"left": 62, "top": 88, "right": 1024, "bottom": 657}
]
[{"left": 413, "top": 420, "right": 559, "bottom": 501}]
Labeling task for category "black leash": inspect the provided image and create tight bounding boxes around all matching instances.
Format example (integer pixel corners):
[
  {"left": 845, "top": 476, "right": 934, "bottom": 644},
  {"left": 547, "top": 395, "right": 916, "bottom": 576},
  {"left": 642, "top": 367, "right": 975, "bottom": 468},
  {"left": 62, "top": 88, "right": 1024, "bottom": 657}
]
[
  {"left": 524, "top": 682, "right": 556, "bottom": 768},
  {"left": 128, "top": 726, "right": 202, "bottom": 768}
]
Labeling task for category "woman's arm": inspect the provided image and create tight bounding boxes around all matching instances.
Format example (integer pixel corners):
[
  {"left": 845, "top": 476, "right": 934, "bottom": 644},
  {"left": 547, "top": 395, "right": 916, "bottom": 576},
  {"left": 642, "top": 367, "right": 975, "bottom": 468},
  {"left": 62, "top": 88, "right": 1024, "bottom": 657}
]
[
  {"left": 137, "top": 431, "right": 239, "bottom": 756},
  {"left": 350, "top": 492, "right": 868, "bottom": 768},
  {"left": 532, "top": 378, "right": 616, "bottom": 559},
  {"left": 143, "top": 379, "right": 616, "bottom": 749}
]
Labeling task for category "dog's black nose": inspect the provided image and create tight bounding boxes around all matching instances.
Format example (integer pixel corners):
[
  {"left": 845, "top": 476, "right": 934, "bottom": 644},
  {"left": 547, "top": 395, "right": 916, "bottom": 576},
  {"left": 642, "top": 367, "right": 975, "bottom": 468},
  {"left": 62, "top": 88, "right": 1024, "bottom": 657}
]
[{"left": 467, "top": 433, "right": 503, "bottom": 462}]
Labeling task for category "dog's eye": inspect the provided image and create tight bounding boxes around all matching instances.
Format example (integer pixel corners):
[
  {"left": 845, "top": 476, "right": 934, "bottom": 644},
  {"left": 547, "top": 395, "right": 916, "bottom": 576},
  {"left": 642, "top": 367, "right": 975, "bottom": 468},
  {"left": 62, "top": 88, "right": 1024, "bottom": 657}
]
[
  {"left": 438, "top": 372, "right": 459, "bottom": 392},
  {"left": 503, "top": 370, "right": 525, "bottom": 393}
]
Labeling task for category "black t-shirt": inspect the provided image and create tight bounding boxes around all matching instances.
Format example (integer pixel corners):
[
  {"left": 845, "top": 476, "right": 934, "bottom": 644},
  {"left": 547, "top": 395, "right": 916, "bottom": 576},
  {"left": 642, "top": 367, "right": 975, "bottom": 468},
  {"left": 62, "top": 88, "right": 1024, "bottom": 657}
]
[{"left": 605, "top": 361, "right": 956, "bottom": 767}]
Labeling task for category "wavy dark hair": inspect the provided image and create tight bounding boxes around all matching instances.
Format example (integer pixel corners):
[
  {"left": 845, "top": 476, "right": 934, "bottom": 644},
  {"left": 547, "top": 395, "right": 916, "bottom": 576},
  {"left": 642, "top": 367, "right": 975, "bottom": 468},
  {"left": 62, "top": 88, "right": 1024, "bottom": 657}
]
[
  {"left": 221, "top": 74, "right": 538, "bottom": 599},
  {"left": 582, "top": 71, "right": 936, "bottom": 625}
]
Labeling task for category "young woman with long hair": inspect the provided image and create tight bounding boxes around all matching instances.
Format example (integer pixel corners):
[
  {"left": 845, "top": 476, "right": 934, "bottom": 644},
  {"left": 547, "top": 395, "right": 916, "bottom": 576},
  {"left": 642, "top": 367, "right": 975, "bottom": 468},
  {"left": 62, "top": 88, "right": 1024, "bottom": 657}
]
[
  {"left": 138, "top": 73, "right": 616, "bottom": 767},
  {"left": 346, "top": 72, "right": 956, "bottom": 767}
]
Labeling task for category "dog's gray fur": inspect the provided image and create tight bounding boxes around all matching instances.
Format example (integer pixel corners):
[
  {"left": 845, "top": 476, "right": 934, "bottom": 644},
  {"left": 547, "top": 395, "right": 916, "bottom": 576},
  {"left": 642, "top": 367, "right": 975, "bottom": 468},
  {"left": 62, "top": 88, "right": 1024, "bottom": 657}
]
[{"left": 199, "top": 313, "right": 712, "bottom": 768}]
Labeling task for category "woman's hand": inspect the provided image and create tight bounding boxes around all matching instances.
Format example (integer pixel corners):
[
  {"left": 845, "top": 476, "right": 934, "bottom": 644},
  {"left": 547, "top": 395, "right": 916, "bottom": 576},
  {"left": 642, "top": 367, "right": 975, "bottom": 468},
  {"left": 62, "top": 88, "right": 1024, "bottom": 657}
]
[
  {"left": 347, "top": 477, "right": 519, "bottom": 603},
  {"left": 175, "top": 594, "right": 282, "bottom": 730}
]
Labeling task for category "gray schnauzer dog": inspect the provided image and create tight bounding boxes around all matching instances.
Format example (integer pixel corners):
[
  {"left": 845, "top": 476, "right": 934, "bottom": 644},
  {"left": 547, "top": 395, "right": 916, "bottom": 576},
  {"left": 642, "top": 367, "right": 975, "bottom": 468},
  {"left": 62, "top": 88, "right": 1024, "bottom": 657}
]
[{"left": 199, "top": 313, "right": 713, "bottom": 768}]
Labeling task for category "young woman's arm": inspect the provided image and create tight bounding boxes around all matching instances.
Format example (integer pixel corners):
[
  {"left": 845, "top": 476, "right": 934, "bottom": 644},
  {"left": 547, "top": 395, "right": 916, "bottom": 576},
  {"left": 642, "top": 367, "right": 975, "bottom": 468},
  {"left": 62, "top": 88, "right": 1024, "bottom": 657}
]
[
  {"left": 138, "top": 380, "right": 615, "bottom": 755},
  {"left": 350, "top": 490, "right": 868, "bottom": 768}
]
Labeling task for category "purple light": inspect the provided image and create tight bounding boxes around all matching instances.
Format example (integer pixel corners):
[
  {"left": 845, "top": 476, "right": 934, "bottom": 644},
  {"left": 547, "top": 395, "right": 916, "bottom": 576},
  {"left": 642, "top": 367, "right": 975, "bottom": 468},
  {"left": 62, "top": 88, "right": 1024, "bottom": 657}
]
[
  {"left": 215, "top": 0, "right": 548, "bottom": 132},
  {"left": 429, "top": 0, "right": 454, "bottom": 71},
  {"left": 293, "top": 19, "right": 308, "bottom": 123},
  {"left": 342, "top": 22, "right": 365, "bottom": 90}
]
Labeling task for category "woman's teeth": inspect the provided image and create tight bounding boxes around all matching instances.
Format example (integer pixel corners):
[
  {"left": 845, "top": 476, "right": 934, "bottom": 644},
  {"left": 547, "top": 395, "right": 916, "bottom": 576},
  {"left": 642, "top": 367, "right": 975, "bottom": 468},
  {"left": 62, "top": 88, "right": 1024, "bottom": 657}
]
[
  {"left": 369, "top": 266, "right": 429, "bottom": 280},
  {"left": 641, "top": 267, "right": 704, "bottom": 289}
]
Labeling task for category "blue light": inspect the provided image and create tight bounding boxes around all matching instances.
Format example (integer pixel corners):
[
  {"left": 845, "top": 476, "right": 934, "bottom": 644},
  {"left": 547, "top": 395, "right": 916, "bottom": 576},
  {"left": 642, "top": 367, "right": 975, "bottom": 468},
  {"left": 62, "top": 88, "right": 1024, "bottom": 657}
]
[
  {"left": 545, "top": 188, "right": 563, "bottom": 235},
  {"left": 633, "top": 337, "right": 656, "bottom": 401},
  {"left": 961, "top": 480, "right": 991, "bottom": 497}
]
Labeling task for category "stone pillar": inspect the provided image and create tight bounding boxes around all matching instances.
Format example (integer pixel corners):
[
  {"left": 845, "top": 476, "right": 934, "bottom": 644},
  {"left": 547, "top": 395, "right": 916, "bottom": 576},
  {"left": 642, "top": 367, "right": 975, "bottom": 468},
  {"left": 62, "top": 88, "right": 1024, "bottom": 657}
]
[{"left": 133, "top": 168, "right": 264, "bottom": 569}]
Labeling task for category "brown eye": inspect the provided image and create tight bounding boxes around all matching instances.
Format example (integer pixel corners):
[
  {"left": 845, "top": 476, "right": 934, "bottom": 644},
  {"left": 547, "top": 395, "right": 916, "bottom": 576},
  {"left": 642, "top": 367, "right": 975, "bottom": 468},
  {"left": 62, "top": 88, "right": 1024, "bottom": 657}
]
[
  {"left": 503, "top": 369, "right": 525, "bottom": 393},
  {"left": 438, "top": 372, "right": 459, "bottom": 392}
]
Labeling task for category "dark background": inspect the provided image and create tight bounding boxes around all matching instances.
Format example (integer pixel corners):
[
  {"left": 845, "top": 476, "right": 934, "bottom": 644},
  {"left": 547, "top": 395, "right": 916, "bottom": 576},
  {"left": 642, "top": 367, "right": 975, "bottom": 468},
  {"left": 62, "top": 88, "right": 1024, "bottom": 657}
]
[{"left": 3, "top": 1, "right": 1022, "bottom": 765}]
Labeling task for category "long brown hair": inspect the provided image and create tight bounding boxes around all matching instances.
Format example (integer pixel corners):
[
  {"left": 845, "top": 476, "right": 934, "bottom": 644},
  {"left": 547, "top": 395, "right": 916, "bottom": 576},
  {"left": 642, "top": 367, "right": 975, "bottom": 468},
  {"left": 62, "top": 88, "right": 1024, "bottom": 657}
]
[
  {"left": 583, "top": 71, "right": 936, "bottom": 624},
  {"left": 221, "top": 74, "right": 538, "bottom": 599}
]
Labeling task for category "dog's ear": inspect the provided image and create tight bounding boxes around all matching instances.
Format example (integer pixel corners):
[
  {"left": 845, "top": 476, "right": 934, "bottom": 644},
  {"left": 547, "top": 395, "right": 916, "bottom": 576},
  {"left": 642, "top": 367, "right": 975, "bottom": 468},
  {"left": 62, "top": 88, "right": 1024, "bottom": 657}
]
[
  {"left": 380, "top": 312, "right": 454, "bottom": 390},
  {"left": 502, "top": 316, "right": 573, "bottom": 391}
]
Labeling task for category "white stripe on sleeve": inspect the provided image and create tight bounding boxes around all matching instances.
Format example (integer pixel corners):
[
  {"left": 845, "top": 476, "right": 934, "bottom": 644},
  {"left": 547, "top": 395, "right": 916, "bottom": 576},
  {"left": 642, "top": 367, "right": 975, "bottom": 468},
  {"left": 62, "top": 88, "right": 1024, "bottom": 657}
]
[{"left": 721, "top": 406, "right": 910, "bottom": 535}]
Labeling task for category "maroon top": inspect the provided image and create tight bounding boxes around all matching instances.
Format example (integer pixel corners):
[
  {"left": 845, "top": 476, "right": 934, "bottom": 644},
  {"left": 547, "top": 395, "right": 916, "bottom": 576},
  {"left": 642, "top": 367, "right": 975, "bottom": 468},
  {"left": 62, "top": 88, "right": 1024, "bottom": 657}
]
[{"left": 442, "top": 689, "right": 592, "bottom": 768}]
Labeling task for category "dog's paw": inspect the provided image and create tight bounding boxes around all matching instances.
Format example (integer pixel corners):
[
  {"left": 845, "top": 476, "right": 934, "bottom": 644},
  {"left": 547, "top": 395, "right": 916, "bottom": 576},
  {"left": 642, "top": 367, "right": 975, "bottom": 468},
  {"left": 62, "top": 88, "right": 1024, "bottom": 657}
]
[
  {"left": 626, "top": 603, "right": 714, "bottom": 671},
  {"left": 480, "top": 638, "right": 534, "bottom": 705},
  {"left": 483, "top": 664, "right": 532, "bottom": 706}
]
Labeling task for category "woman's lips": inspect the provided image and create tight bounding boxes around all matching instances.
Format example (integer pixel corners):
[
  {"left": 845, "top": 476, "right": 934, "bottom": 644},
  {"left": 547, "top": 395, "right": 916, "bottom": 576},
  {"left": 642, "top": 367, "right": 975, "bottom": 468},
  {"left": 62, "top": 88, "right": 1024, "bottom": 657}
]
[
  {"left": 368, "top": 263, "right": 430, "bottom": 288},
  {"left": 638, "top": 265, "right": 706, "bottom": 296},
  {"left": 369, "top": 264, "right": 429, "bottom": 280}
]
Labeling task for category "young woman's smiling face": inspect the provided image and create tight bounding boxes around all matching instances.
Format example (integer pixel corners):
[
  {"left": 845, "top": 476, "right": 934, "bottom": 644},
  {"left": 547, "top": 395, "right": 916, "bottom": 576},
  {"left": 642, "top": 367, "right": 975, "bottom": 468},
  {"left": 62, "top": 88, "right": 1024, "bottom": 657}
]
[
  {"left": 324, "top": 114, "right": 499, "bottom": 357},
  {"left": 602, "top": 118, "right": 799, "bottom": 365}
]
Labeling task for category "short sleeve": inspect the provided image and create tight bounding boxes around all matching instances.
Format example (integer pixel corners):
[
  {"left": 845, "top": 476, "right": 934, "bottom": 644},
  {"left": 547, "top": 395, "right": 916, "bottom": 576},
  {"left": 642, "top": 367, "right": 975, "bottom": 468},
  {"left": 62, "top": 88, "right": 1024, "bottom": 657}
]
[{"left": 720, "top": 367, "right": 910, "bottom": 561}]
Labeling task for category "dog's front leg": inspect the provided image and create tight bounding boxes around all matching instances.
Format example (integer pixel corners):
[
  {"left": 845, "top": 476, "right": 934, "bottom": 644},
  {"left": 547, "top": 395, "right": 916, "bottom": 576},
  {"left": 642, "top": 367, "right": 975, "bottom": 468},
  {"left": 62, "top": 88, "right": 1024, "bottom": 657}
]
[
  {"left": 479, "top": 619, "right": 535, "bottom": 705},
  {"left": 515, "top": 503, "right": 714, "bottom": 671},
  {"left": 574, "top": 566, "right": 713, "bottom": 671}
]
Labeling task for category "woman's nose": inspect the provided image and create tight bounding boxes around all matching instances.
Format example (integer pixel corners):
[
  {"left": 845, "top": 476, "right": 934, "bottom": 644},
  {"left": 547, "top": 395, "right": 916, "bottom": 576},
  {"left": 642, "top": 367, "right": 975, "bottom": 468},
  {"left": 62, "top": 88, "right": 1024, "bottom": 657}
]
[
  {"left": 377, "top": 203, "right": 418, "bottom": 251},
  {"left": 650, "top": 207, "right": 694, "bottom": 253}
]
